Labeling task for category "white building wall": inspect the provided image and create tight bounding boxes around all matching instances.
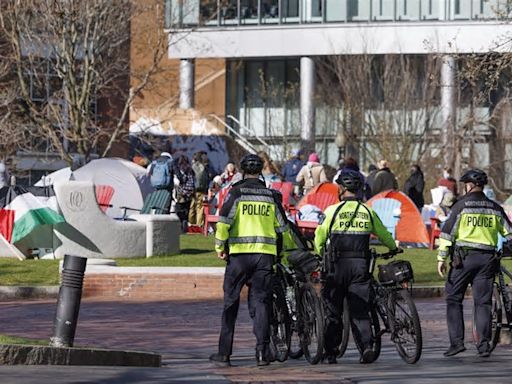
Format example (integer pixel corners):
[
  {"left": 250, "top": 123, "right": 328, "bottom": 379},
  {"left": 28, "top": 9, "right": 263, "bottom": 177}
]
[{"left": 169, "top": 22, "right": 512, "bottom": 58}]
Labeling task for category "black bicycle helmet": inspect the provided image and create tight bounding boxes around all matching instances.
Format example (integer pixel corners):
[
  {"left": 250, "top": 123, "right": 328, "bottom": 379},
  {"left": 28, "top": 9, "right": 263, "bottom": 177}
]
[
  {"left": 459, "top": 168, "right": 488, "bottom": 186},
  {"left": 336, "top": 169, "right": 363, "bottom": 192},
  {"left": 240, "top": 154, "right": 264, "bottom": 175}
]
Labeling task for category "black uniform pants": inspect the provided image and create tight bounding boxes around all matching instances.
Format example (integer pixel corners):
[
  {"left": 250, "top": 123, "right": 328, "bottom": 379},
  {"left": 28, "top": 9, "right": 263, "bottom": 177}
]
[
  {"left": 445, "top": 250, "right": 498, "bottom": 352},
  {"left": 322, "top": 257, "right": 373, "bottom": 356},
  {"left": 218, "top": 253, "right": 273, "bottom": 356}
]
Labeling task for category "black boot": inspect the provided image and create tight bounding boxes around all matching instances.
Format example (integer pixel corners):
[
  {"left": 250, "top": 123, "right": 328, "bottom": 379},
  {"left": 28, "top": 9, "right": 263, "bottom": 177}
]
[
  {"left": 256, "top": 350, "right": 270, "bottom": 367},
  {"left": 443, "top": 344, "right": 466, "bottom": 357},
  {"left": 360, "top": 348, "right": 376, "bottom": 364},
  {"left": 209, "top": 353, "right": 231, "bottom": 367}
]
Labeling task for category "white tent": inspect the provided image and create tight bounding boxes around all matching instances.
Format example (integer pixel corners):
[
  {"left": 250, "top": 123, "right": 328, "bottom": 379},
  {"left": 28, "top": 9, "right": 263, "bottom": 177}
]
[{"left": 35, "top": 158, "right": 154, "bottom": 218}]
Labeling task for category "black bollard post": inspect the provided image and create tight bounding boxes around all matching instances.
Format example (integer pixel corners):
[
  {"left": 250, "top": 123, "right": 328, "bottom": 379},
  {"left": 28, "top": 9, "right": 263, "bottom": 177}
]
[{"left": 50, "top": 254, "right": 87, "bottom": 348}]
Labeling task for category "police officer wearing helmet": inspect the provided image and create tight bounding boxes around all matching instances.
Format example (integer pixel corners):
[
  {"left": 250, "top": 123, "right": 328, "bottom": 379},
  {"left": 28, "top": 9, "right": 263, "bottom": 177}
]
[
  {"left": 209, "top": 154, "right": 292, "bottom": 367},
  {"left": 438, "top": 169, "right": 512, "bottom": 358},
  {"left": 315, "top": 169, "right": 398, "bottom": 364}
]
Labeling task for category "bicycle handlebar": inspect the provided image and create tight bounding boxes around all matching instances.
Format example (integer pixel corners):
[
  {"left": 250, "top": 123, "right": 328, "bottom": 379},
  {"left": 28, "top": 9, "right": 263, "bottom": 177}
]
[{"left": 371, "top": 248, "right": 404, "bottom": 260}]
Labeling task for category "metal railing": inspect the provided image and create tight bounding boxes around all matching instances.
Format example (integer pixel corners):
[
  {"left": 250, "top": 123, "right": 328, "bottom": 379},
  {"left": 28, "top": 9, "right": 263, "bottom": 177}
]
[
  {"left": 207, "top": 114, "right": 258, "bottom": 153},
  {"left": 226, "top": 115, "right": 271, "bottom": 149}
]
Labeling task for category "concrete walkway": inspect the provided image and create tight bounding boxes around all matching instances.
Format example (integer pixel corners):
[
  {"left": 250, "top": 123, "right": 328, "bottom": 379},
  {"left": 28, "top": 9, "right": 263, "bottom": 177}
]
[{"left": 0, "top": 298, "right": 511, "bottom": 383}]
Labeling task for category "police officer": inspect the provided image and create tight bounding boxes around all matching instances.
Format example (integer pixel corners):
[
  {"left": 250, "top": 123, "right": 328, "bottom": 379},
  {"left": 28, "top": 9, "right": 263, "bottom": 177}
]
[
  {"left": 314, "top": 170, "right": 398, "bottom": 364},
  {"left": 209, "top": 154, "right": 291, "bottom": 367},
  {"left": 438, "top": 169, "right": 512, "bottom": 357}
]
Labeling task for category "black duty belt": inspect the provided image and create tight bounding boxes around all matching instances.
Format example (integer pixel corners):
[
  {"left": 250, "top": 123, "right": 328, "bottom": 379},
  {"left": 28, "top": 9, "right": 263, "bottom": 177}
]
[{"left": 333, "top": 251, "right": 368, "bottom": 259}]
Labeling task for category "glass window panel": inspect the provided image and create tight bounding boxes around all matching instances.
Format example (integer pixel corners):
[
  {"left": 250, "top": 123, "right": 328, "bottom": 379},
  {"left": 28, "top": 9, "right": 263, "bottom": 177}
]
[
  {"left": 282, "top": 0, "right": 299, "bottom": 22},
  {"left": 350, "top": 0, "right": 370, "bottom": 21},
  {"left": 200, "top": 0, "right": 219, "bottom": 24},
  {"left": 452, "top": 0, "right": 471, "bottom": 19},
  {"left": 219, "top": 0, "right": 238, "bottom": 24},
  {"left": 371, "top": 0, "right": 395, "bottom": 20},
  {"left": 261, "top": 0, "right": 280, "bottom": 23},
  {"left": 182, "top": 0, "right": 200, "bottom": 24},
  {"left": 245, "top": 61, "right": 266, "bottom": 137},
  {"left": 477, "top": 0, "right": 510, "bottom": 19},
  {"left": 240, "top": 0, "right": 259, "bottom": 24},
  {"left": 325, "top": 0, "right": 346, "bottom": 21},
  {"left": 167, "top": 0, "right": 199, "bottom": 26},
  {"left": 302, "top": 0, "right": 322, "bottom": 22},
  {"left": 265, "top": 61, "right": 286, "bottom": 136},
  {"left": 420, "top": 0, "right": 439, "bottom": 19},
  {"left": 397, "top": 0, "right": 421, "bottom": 20}
]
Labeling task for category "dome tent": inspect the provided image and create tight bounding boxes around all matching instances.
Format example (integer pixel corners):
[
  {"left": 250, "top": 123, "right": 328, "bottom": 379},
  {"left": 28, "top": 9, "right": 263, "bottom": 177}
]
[
  {"left": 35, "top": 158, "right": 154, "bottom": 218},
  {"left": 367, "top": 190, "right": 430, "bottom": 247}
]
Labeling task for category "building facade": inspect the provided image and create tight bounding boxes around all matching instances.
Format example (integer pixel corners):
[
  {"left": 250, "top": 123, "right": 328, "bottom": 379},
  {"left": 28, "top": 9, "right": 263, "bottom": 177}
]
[{"left": 131, "top": 0, "right": 512, "bottom": 188}]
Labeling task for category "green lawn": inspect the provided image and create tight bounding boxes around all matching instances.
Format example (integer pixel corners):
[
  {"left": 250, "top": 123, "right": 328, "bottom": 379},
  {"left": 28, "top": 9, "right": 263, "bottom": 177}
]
[
  {"left": 0, "top": 234, "right": 510, "bottom": 286},
  {"left": 0, "top": 259, "right": 59, "bottom": 286},
  {"left": 0, "top": 334, "right": 48, "bottom": 346},
  {"left": 115, "top": 234, "right": 222, "bottom": 267}
]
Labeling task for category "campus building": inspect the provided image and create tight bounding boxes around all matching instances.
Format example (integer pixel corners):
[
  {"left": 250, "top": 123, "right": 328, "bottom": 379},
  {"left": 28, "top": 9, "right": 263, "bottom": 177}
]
[{"left": 129, "top": 1, "right": 512, "bottom": 189}]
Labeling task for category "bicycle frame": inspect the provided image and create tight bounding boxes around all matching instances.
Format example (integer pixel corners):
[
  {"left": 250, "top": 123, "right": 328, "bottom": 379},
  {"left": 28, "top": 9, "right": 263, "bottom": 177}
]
[{"left": 497, "top": 263, "right": 512, "bottom": 327}]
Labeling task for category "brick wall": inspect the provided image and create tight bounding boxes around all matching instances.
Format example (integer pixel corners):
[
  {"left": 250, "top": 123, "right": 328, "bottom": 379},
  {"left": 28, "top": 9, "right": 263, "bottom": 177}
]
[{"left": 82, "top": 267, "right": 231, "bottom": 301}]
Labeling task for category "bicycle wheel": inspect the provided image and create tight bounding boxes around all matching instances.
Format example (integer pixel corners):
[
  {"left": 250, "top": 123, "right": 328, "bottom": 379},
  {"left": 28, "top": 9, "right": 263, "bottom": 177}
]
[
  {"left": 390, "top": 289, "right": 422, "bottom": 364},
  {"left": 352, "top": 307, "right": 381, "bottom": 362},
  {"left": 300, "top": 284, "right": 325, "bottom": 364},
  {"left": 269, "top": 283, "right": 291, "bottom": 362},
  {"left": 472, "top": 282, "right": 502, "bottom": 352},
  {"left": 337, "top": 297, "right": 350, "bottom": 358}
]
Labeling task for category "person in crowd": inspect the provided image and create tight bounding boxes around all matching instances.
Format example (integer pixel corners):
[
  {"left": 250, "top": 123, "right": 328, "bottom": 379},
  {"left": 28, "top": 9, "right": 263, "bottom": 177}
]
[
  {"left": 403, "top": 164, "right": 425, "bottom": 211},
  {"left": 208, "top": 175, "right": 224, "bottom": 216},
  {"left": 189, "top": 151, "right": 209, "bottom": 227},
  {"left": 435, "top": 191, "right": 456, "bottom": 222},
  {"left": 282, "top": 149, "right": 304, "bottom": 184},
  {"left": 296, "top": 152, "right": 327, "bottom": 195},
  {"left": 315, "top": 170, "right": 399, "bottom": 364},
  {"left": 147, "top": 151, "right": 174, "bottom": 194},
  {"left": 437, "top": 169, "right": 512, "bottom": 358},
  {"left": 333, "top": 157, "right": 371, "bottom": 201},
  {"left": 365, "top": 164, "right": 378, "bottom": 196},
  {"left": 210, "top": 154, "right": 292, "bottom": 367},
  {"left": 174, "top": 154, "right": 196, "bottom": 233},
  {"left": 257, "top": 151, "right": 282, "bottom": 187},
  {"left": 371, "top": 159, "right": 398, "bottom": 195},
  {"left": 437, "top": 167, "right": 458, "bottom": 196},
  {"left": 221, "top": 162, "right": 241, "bottom": 186}
]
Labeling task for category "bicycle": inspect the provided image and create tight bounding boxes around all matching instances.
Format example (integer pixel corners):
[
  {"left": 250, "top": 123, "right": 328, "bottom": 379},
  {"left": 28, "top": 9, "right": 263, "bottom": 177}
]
[
  {"left": 270, "top": 254, "right": 325, "bottom": 365},
  {"left": 337, "top": 249, "right": 423, "bottom": 364},
  {"left": 472, "top": 254, "right": 512, "bottom": 351}
]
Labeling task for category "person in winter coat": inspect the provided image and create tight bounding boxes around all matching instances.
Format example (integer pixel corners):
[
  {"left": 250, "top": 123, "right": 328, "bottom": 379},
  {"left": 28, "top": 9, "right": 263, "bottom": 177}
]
[
  {"left": 189, "top": 151, "right": 209, "bottom": 227},
  {"left": 257, "top": 151, "right": 282, "bottom": 187},
  {"left": 366, "top": 164, "right": 378, "bottom": 196},
  {"left": 282, "top": 149, "right": 304, "bottom": 184},
  {"left": 437, "top": 167, "right": 458, "bottom": 196},
  {"left": 296, "top": 152, "right": 327, "bottom": 195},
  {"left": 371, "top": 160, "right": 398, "bottom": 195},
  {"left": 403, "top": 164, "right": 425, "bottom": 210},
  {"left": 174, "top": 155, "right": 196, "bottom": 233},
  {"left": 333, "top": 157, "right": 371, "bottom": 201}
]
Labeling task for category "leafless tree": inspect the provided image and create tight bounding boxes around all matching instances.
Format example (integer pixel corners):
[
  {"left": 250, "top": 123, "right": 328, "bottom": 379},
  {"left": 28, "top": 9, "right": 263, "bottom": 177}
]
[
  {"left": 317, "top": 54, "right": 442, "bottom": 183},
  {"left": 0, "top": 0, "right": 168, "bottom": 164}
]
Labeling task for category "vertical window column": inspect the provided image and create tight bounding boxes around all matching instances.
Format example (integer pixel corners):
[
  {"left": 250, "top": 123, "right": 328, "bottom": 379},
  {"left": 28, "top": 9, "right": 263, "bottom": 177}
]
[
  {"left": 179, "top": 59, "right": 195, "bottom": 109},
  {"left": 300, "top": 57, "right": 316, "bottom": 153}
]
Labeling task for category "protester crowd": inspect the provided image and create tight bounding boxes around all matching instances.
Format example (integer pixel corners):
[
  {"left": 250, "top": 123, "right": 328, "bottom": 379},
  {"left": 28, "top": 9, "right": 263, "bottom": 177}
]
[{"left": 139, "top": 145, "right": 499, "bottom": 234}]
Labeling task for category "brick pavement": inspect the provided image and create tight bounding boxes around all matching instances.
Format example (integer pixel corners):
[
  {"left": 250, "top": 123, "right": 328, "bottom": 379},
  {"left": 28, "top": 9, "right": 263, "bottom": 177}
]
[{"left": 0, "top": 298, "right": 512, "bottom": 383}]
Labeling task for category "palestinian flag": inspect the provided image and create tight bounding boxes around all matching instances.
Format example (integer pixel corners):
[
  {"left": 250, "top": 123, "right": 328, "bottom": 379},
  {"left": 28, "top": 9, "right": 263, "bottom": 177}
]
[{"left": 0, "top": 186, "right": 65, "bottom": 243}]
